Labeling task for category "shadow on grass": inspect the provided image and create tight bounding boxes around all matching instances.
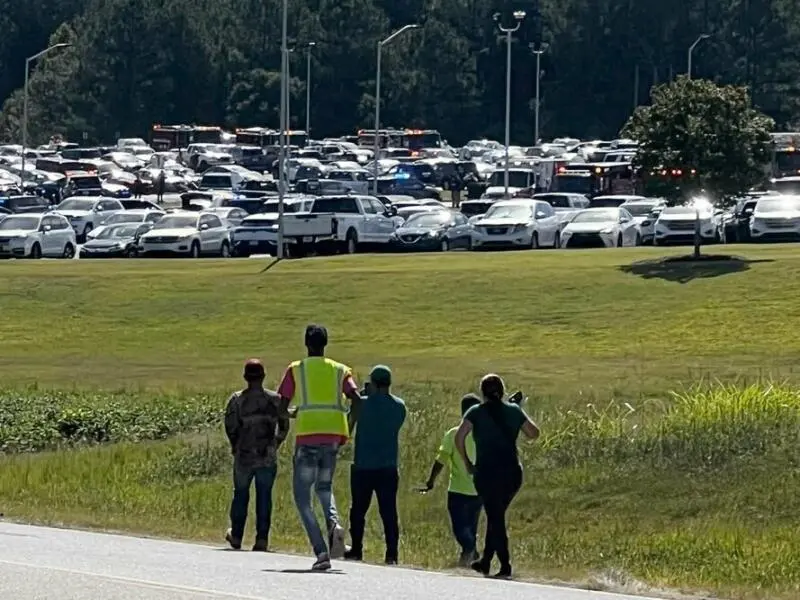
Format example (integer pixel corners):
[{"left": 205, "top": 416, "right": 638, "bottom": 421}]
[
  {"left": 259, "top": 258, "right": 282, "bottom": 273},
  {"left": 262, "top": 568, "right": 345, "bottom": 575},
  {"left": 619, "top": 254, "right": 774, "bottom": 284}
]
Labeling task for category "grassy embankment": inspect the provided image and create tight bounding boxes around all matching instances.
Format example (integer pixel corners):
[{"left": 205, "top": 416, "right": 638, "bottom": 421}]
[{"left": 2, "top": 246, "right": 800, "bottom": 599}]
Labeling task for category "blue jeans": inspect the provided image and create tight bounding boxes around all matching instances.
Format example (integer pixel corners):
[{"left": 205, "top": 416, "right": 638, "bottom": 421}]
[
  {"left": 229, "top": 463, "right": 278, "bottom": 542},
  {"left": 293, "top": 443, "right": 340, "bottom": 556},
  {"left": 447, "top": 491, "right": 482, "bottom": 554}
]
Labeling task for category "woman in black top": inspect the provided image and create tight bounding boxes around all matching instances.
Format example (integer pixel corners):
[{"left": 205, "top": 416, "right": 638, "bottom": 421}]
[{"left": 455, "top": 374, "right": 539, "bottom": 579}]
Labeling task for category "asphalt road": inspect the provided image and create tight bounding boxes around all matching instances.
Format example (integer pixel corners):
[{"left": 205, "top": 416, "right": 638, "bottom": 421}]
[{"left": 0, "top": 522, "right": 660, "bottom": 600}]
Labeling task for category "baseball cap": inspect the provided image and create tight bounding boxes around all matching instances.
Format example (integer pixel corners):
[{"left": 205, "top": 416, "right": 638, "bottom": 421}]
[
  {"left": 243, "top": 359, "right": 265, "bottom": 379},
  {"left": 369, "top": 365, "right": 392, "bottom": 387}
]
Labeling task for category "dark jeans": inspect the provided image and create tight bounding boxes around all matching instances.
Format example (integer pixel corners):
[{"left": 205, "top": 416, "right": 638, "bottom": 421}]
[
  {"left": 447, "top": 492, "right": 482, "bottom": 554},
  {"left": 349, "top": 466, "right": 399, "bottom": 558},
  {"left": 229, "top": 463, "right": 278, "bottom": 542},
  {"left": 474, "top": 465, "right": 522, "bottom": 569}
]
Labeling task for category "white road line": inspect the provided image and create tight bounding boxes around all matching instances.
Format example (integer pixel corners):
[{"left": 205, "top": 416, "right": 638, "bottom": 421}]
[{"left": 0, "top": 559, "right": 267, "bottom": 600}]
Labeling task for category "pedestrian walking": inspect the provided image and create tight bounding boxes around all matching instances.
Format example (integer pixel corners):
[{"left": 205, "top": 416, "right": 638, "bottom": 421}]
[
  {"left": 278, "top": 324, "right": 363, "bottom": 571},
  {"left": 344, "top": 365, "right": 406, "bottom": 565},
  {"left": 224, "top": 359, "right": 289, "bottom": 552},
  {"left": 133, "top": 173, "right": 143, "bottom": 199},
  {"left": 420, "top": 393, "right": 482, "bottom": 566},
  {"left": 157, "top": 170, "right": 166, "bottom": 203},
  {"left": 455, "top": 374, "right": 540, "bottom": 580}
]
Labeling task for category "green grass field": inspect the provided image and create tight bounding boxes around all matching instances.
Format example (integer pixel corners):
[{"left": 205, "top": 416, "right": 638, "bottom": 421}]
[{"left": 2, "top": 246, "right": 800, "bottom": 599}]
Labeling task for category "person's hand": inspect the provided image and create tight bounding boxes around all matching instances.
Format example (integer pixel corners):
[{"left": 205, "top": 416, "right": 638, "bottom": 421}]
[
  {"left": 465, "top": 462, "right": 476, "bottom": 475},
  {"left": 416, "top": 481, "right": 434, "bottom": 494},
  {"left": 287, "top": 407, "right": 298, "bottom": 419}
]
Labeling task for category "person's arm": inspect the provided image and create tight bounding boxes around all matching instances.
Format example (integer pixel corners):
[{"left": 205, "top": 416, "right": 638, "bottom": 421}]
[
  {"left": 277, "top": 368, "right": 297, "bottom": 419},
  {"left": 423, "top": 461, "right": 444, "bottom": 492},
  {"left": 454, "top": 419, "right": 475, "bottom": 475},
  {"left": 343, "top": 373, "right": 362, "bottom": 433},
  {"left": 520, "top": 408, "right": 540, "bottom": 440},
  {"left": 275, "top": 395, "right": 291, "bottom": 447},
  {"left": 223, "top": 394, "right": 239, "bottom": 455}
]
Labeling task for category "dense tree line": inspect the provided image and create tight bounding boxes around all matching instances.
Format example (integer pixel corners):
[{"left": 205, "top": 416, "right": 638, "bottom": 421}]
[{"left": 1, "top": 0, "right": 799, "bottom": 146}]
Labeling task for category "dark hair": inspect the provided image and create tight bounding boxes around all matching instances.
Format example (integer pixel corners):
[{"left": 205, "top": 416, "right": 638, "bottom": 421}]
[
  {"left": 305, "top": 324, "right": 328, "bottom": 350},
  {"left": 480, "top": 374, "right": 505, "bottom": 403},
  {"left": 243, "top": 359, "right": 265, "bottom": 382},
  {"left": 461, "top": 393, "right": 481, "bottom": 416}
]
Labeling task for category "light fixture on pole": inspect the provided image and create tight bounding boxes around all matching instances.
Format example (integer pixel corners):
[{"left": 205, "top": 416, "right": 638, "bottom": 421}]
[
  {"left": 276, "top": 0, "right": 289, "bottom": 260},
  {"left": 305, "top": 42, "right": 315, "bottom": 135},
  {"left": 494, "top": 11, "right": 526, "bottom": 199},
  {"left": 373, "top": 24, "right": 419, "bottom": 194},
  {"left": 687, "top": 34, "right": 710, "bottom": 79},
  {"left": 22, "top": 42, "right": 71, "bottom": 177}
]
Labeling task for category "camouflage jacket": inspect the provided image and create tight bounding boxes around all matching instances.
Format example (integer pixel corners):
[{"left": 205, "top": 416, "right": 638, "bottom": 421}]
[{"left": 224, "top": 387, "right": 289, "bottom": 469}]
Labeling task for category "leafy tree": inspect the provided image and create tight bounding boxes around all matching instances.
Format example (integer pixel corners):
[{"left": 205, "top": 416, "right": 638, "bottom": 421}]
[{"left": 622, "top": 75, "right": 773, "bottom": 257}]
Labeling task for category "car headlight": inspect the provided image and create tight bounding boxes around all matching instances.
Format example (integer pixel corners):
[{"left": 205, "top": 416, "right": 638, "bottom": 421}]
[
  {"left": 511, "top": 224, "right": 528, "bottom": 233},
  {"left": 426, "top": 230, "right": 439, "bottom": 237},
  {"left": 600, "top": 228, "right": 615, "bottom": 234}
]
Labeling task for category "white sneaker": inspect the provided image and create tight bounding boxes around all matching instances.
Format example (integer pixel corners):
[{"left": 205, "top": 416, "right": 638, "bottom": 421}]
[
  {"left": 312, "top": 553, "right": 331, "bottom": 571},
  {"left": 329, "top": 524, "right": 346, "bottom": 559}
]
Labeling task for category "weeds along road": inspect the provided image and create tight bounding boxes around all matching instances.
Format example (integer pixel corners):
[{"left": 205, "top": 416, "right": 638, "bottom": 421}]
[{"left": 0, "top": 522, "right": 658, "bottom": 600}]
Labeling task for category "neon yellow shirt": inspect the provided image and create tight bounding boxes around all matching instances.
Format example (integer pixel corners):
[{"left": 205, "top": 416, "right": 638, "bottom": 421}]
[{"left": 436, "top": 426, "right": 477, "bottom": 496}]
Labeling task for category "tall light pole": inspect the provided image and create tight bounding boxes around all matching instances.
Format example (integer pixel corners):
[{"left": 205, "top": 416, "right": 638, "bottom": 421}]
[
  {"left": 22, "top": 43, "right": 71, "bottom": 177},
  {"left": 373, "top": 24, "right": 419, "bottom": 194},
  {"left": 531, "top": 45, "right": 545, "bottom": 146},
  {"left": 276, "top": 0, "right": 288, "bottom": 259},
  {"left": 494, "top": 11, "right": 526, "bottom": 199},
  {"left": 305, "top": 42, "right": 315, "bottom": 135},
  {"left": 687, "top": 34, "right": 710, "bottom": 79}
]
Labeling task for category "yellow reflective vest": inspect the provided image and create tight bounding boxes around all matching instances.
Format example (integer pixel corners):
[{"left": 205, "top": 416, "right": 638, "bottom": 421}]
[{"left": 291, "top": 357, "right": 350, "bottom": 439}]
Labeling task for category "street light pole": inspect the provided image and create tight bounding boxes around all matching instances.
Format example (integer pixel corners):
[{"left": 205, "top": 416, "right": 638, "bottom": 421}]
[
  {"left": 532, "top": 48, "right": 544, "bottom": 146},
  {"left": 22, "top": 43, "right": 71, "bottom": 178},
  {"left": 305, "top": 42, "right": 315, "bottom": 135},
  {"left": 276, "top": 0, "right": 288, "bottom": 260},
  {"left": 687, "top": 34, "right": 710, "bottom": 79},
  {"left": 373, "top": 24, "right": 419, "bottom": 195},
  {"left": 494, "top": 11, "right": 526, "bottom": 199}
]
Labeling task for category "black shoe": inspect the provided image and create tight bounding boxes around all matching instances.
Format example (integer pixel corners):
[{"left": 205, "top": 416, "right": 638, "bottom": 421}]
[
  {"left": 470, "top": 558, "right": 490, "bottom": 576},
  {"left": 344, "top": 548, "right": 363, "bottom": 561},
  {"left": 385, "top": 555, "right": 398, "bottom": 565},
  {"left": 252, "top": 539, "right": 268, "bottom": 552},
  {"left": 493, "top": 565, "right": 512, "bottom": 580},
  {"left": 225, "top": 529, "right": 241, "bottom": 550}
]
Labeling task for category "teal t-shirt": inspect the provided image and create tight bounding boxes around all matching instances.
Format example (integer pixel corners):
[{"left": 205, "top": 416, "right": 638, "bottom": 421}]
[
  {"left": 353, "top": 392, "right": 407, "bottom": 470},
  {"left": 463, "top": 401, "right": 527, "bottom": 472}
]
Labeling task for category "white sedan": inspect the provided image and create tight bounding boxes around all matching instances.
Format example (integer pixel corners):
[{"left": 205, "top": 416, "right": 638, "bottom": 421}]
[
  {"left": 88, "top": 209, "right": 165, "bottom": 240},
  {"left": 471, "top": 199, "right": 561, "bottom": 249},
  {"left": 0, "top": 213, "right": 77, "bottom": 259},
  {"left": 53, "top": 196, "right": 125, "bottom": 242},
  {"left": 559, "top": 207, "right": 640, "bottom": 248},
  {"left": 138, "top": 211, "right": 232, "bottom": 258}
]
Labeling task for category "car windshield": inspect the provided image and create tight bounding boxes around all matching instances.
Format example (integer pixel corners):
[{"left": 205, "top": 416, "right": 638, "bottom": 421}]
[
  {"left": 0, "top": 216, "right": 39, "bottom": 230},
  {"left": 623, "top": 203, "right": 657, "bottom": 216},
  {"left": 404, "top": 211, "right": 450, "bottom": 227},
  {"left": 57, "top": 198, "right": 95, "bottom": 211},
  {"left": 484, "top": 204, "right": 532, "bottom": 219},
  {"left": 97, "top": 225, "right": 140, "bottom": 239},
  {"left": 153, "top": 215, "right": 198, "bottom": 229},
  {"left": 107, "top": 212, "right": 143, "bottom": 224},
  {"left": 662, "top": 206, "right": 712, "bottom": 217},
  {"left": 535, "top": 195, "right": 572, "bottom": 208},
  {"left": 571, "top": 209, "right": 618, "bottom": 223},
  {"left": 488, "top": 171, "right": 531, "bottom": 188},
  {"left": 757, "top": 197, "right": 800, "bottom": 212}
]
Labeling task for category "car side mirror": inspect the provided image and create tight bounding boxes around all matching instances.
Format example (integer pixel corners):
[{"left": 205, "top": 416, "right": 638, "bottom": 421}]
[
  {"left": 535, "top": 211, "right": 546, "bottom": 219},
  {"left": 200, "top": 223, "right": 209, "bottom": 230},
  {"left": 42, "top": 225, "right": 52, "bottom": 232}
]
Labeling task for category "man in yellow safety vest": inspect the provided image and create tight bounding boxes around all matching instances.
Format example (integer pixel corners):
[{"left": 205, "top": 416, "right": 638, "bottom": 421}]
[{"left": 278, "top": 324, "right": 363, "bottom": 571}]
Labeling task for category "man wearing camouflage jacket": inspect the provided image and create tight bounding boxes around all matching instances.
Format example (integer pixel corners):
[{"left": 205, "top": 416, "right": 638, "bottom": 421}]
[{"left": 224, "top": 359, "right": 290, "bottom": 551}]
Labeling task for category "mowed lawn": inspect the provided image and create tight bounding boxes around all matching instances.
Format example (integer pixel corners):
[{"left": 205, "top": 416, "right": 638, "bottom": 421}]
[{"left": 2, "top": 246, "right": 800, "bottom": 600}]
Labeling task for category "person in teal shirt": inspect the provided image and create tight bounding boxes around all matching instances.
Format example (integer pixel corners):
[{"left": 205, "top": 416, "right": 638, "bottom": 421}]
[
  {"left": 421, "top": 393, "right": 482, "bottom": 566},
  {"left": 345, "top": 365, "right": 406, "bottom": 564},
  {"left": 455, "top": 374, "right": 540, "bottom": 580}
]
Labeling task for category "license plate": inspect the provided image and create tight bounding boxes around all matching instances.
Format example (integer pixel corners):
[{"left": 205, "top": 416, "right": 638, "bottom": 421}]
[
  {"left": 302, "top": 236, "right": 313, "bottom": 243},
  {"left": 249, "top": 241, "right": 258, "bottom": 246}
]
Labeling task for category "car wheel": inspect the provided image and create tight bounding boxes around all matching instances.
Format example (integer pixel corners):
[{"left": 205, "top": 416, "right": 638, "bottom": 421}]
[
  {"left": 530, "top": 232, "right": 540, "bottom": 250},
  {"left": 125, "top": 247, "right": 138, "bottom": 258},
  {"left": 440, "top": 238, "right": 450, "bottom": 252},
  {"left": 220, "top": 240, "right": 231, "bottom": 258},
  {"left": 616, "top": 233, "right": 623, "bottom": 247},
  {"left": 553, "top": 231, "right": 561, "bottom": 249},
  {"left": 345, "top": 230, "right": 358, "bottom": 254},
  {"left": 62, "top": 243, "right": 75, "bottom": 259},
  {"left": 634, "top": 233, "right": 642, "bottom": 246},
  {"left": 29, "top": 243, "right": 42, "bottom": 259},
  {"left": 189, "top": 241, "right": 201, "bottom": 258}
]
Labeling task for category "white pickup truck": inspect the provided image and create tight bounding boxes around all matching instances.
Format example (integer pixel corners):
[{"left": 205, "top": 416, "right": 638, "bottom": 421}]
[{"left": 280, "top": 194, "right": 397, "bottom": 256}]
